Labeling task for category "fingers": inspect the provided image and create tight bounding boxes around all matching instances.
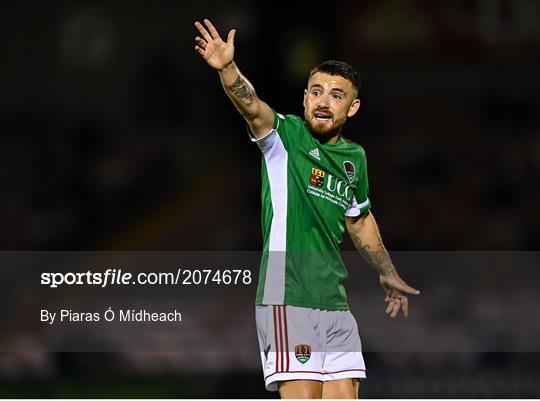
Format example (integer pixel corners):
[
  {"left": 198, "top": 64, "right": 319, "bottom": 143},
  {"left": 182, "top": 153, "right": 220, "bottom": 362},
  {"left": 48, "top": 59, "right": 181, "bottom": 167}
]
[
  {"left": 385, "top": 297, "right": 399, "bottom": 316},
  {"left": 195, "top": 37, "right": 206, "bottom": 49},
  {"left": 227, "top": 29, "right": 236, "bottom": 45},
  {"left": 385, "top": 299, "right": 394, "bottom": 314},
  {"left": 401, "top": 296, "right": 409, "bottom": 318},
  {"left": 392, "top": 278, "right": 420, "bottom": 295},
  {"left": 194, "top": 37, "right": 207, "bottom": 56},
  {"left": 384, "top": 290, "right": 409, "bottom": 318},
  {"left": 403, "top": 285, "right": 421, "bottom": 296},
  {"left": 204, "top": 18, "right": 222, "bottom": 40},
  {"left": 194, "top": 21, "right": 212, "bottom": 42},
  {"left": 391, "top": 298, "right": 401, "bottom": 317},
  {"left": 385, "top": 297, "right": 402, "bottom": 318},
  {"left": 387, "top": 276, "right": 420, "bottom": 296},
  {"left": 194, "top": 46, "right": 204, "bottom": 56}
]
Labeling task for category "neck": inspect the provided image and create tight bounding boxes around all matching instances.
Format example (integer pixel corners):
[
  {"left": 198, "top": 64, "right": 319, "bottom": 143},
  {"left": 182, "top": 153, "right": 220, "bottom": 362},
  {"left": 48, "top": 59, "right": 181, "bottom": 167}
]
[
  {"left": 311, "top": 128, "right": 342, "bottom": 145},
  {"left": 320, "top": 134, "right": 340, "bottom": 144}
]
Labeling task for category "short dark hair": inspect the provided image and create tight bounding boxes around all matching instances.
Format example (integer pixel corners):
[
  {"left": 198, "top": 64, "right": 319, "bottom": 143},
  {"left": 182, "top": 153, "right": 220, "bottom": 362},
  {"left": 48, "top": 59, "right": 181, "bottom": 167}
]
[{"left": 309, "top": 60, "right": 361, "bottom": 93}]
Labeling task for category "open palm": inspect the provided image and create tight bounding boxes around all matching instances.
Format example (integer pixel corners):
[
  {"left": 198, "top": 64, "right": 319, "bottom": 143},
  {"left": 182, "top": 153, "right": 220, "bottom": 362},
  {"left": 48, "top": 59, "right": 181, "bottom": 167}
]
[{"left": 194, "top": 19, "right": 235, "bottom": 70}]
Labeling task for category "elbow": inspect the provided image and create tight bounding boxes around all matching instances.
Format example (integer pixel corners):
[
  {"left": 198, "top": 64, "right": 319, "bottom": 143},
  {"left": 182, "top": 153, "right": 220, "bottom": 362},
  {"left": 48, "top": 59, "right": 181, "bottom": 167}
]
[
  {"left": 346, "top": 218, "right": 361, "bottom": 237},
  {"left": 346, "top": 211, "right": 370, "bottom": 235},
  {"left": 243, "top": 109, "right": 259, "bottom": 121},
  {"left": 242, "top": 101, "right": 262, "bottom": 122}
]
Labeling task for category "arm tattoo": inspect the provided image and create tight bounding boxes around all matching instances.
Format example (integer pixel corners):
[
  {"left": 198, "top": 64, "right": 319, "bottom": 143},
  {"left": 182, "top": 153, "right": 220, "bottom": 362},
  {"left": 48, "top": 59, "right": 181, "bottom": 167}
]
[
  {"left": 350, "top": 234, "right": 396, "bottom": 276},
  {"left": 228, "top": 75, "right": 254, "bottom": 105}
]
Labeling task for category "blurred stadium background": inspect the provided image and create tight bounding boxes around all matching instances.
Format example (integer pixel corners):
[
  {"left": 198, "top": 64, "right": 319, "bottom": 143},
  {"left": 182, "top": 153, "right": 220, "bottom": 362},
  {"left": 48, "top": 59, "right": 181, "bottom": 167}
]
[{"left": 0, "top": 0, "right": 539, "bottom": 398}]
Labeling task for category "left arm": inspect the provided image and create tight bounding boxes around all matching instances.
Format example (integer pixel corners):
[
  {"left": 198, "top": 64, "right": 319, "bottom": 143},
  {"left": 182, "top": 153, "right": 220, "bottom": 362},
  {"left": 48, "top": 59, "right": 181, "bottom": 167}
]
[{"left": 346, "top": 211, "right": 420, "bottom": 318}]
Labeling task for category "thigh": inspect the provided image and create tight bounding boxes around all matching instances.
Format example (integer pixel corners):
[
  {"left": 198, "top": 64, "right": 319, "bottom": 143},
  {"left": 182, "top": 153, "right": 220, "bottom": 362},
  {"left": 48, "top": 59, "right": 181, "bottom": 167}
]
[
  {"left": 279, "top": 379, "right": 323, "bottom": 399},
  {"left": 322, "top": 378, "right": 359, "bottom": 399}
]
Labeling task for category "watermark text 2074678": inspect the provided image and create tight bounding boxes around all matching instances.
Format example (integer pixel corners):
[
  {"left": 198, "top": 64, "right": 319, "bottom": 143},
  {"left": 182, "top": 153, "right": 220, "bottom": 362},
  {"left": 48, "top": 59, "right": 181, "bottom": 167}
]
[{"left": 40, "top": 269, "right": 252, "bottom": 288}]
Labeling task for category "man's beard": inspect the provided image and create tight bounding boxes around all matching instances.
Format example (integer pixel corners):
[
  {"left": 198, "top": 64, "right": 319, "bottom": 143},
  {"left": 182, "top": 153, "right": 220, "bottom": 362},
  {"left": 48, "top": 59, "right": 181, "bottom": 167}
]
[{"left": 304, "top": 111, "right": 347, "bottom": 143}]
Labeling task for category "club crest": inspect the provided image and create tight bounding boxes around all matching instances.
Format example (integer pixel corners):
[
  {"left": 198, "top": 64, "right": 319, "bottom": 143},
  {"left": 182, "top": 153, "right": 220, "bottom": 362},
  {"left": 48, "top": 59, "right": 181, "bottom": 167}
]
[
  {"left": 295, "top": 344, "right": 311, "bottom": 364},
  {"left": 343, "top": 161, "right": 355, "bottom": 183}
]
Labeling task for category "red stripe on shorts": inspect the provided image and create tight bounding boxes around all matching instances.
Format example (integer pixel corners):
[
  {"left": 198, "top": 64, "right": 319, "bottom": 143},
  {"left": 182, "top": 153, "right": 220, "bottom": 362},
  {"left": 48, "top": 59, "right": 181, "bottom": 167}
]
[
  {"left": 273, "top": 305, "right": 280, "bottom": 373},
  {"left": 282, "top": 306, "right": 290, "bottom": 372},
  {"left": 277, "top": 305, "right": 284, "bottom": 372}
]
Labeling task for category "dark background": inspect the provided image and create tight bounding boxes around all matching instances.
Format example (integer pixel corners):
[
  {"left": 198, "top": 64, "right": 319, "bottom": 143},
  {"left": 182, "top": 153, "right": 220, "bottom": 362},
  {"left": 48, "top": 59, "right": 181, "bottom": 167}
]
[{"left": 0, "top": 0, "right": 539, "bottom": 398}]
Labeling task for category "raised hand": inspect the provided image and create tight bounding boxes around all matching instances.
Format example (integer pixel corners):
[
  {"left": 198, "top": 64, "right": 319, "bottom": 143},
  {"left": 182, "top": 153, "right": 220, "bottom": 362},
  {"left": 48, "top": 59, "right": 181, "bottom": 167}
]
[{"left": 194, "top": 19, "right": 236, "bottom": 70}]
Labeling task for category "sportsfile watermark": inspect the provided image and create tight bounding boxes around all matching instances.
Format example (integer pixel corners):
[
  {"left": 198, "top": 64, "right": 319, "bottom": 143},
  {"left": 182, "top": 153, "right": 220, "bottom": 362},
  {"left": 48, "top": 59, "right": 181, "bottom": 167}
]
[
  {"left": 0, "top": 251, "right": 538, "bottom": 354},
  {"left": 41, "top": 268, "right": 252, "bottom": 288}
]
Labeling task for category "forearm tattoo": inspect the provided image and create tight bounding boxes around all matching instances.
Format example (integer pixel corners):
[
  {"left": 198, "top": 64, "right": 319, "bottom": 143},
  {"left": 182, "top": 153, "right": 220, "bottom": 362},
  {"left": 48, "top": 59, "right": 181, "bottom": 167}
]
[
  {"left": 350, "top": 234, "right": 396, "bottom": 276},
  {"left": 228, "top": 75, "right": 254, "bottom": 105}
]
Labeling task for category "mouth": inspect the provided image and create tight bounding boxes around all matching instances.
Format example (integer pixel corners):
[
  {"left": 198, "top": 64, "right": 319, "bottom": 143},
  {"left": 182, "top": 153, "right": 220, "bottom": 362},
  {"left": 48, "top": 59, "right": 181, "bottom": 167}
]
[{"left": 313, "top": 112, "right": 333, "bottom": 123}]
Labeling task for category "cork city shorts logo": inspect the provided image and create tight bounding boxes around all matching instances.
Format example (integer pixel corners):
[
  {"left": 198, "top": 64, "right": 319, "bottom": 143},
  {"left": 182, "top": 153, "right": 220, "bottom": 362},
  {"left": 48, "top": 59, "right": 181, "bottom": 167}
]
[
  {"left": 295, "top": 344, "right": 311, "bottom": 364},
  {"left": 343, "top": 161, "right": 355, "bottom": 183}
]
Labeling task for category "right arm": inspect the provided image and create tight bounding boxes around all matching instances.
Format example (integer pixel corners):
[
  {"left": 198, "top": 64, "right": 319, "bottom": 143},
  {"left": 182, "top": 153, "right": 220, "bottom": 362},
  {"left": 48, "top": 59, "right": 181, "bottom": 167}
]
[
  {"left": 346, "top": 211, "right": 420, "bottom": 318},
  {"left": 194, "top": 19, "right": 274, "bottom": 138}
]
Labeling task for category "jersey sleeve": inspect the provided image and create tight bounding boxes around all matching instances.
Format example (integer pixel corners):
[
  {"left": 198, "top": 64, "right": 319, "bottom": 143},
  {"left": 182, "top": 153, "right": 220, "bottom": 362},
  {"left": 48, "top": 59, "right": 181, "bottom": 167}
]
[
  {"left": 247, "top": 111, "right": 302, "bottom": 154},
  {"left": 345, "top": 150, "right": 371, "bottom": 217}
]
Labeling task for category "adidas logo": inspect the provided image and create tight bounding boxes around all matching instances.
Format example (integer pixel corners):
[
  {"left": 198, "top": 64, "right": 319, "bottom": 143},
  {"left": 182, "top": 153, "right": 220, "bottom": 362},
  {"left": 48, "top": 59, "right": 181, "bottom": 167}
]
[{"left": 309, "top": 148, "right": 320, "bottom": 161}]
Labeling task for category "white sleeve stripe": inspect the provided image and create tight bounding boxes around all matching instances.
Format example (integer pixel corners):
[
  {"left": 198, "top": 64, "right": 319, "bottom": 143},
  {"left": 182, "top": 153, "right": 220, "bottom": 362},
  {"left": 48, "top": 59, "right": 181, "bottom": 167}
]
[
  {"left": 249, "top": 112, "right": 281, "bottom": 143},
  {"left": 345, "top": 197, "right": 371, "bottom": 217},
  {"left": 250, "top": 127, "right": 276, "bottom": 143},
  {"left": 356, "top": 198, "right": 370, "bottom": 209}
]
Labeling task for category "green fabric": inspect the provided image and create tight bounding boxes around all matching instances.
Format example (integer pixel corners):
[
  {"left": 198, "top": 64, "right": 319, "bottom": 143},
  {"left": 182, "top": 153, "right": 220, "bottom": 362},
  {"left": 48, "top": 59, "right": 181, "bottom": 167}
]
[{"left": 253, "top": 112, "right": 371, "bottom": 310}]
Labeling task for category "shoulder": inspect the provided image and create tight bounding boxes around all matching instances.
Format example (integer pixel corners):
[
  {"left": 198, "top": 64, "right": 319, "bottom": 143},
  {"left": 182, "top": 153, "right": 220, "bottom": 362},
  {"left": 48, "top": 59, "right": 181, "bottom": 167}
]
[
  {"left": 342, "top": 137, "right": 367, "bottom": 160},
  {"left": 275, "top": 113, "right": 306, "bottom": 135},
  {"left": 277, "top": 113, "right": 303, "bottom": 127}
]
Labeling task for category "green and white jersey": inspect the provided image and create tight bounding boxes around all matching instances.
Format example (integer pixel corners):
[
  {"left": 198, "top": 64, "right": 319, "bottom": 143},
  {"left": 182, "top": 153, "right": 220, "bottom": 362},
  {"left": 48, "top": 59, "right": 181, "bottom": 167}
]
[{"left": 251, "top": 112, "right": 371, "bottom": 311}]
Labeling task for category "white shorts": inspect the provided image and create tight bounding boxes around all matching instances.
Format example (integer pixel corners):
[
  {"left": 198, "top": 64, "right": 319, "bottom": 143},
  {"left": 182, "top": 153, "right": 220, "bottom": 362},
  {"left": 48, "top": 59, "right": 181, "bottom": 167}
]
[{"left": 255, "top": 305, "right": 366, "bottom": 391}]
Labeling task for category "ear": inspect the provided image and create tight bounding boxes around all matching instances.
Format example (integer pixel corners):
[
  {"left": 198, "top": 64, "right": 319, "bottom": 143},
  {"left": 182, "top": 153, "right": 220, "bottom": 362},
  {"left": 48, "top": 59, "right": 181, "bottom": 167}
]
[
  {"left": 347, "top": 98, "right": 361, "bottom": 118},
  {"left": 303, "top": 88, "right": 307, "bottom": 109}
]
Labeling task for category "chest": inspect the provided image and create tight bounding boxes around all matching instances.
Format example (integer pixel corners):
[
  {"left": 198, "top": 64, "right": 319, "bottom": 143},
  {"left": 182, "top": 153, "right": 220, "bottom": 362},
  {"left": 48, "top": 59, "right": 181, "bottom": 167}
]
[{"left": 289, "top": 139, "right": 360, "bottom": 209}]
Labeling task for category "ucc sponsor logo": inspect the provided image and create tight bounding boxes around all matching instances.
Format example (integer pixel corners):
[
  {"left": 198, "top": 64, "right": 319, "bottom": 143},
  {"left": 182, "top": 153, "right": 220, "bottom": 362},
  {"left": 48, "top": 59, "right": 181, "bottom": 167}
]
[{"left": 309, "top": 167, "right": 354, "bottom": 201}]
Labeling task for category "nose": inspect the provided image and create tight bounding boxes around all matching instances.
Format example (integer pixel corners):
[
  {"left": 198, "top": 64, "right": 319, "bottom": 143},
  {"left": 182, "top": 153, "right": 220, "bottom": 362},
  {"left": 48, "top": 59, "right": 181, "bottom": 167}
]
[{"left": 316, "top": 93, "right": 330, "bottom": 108}]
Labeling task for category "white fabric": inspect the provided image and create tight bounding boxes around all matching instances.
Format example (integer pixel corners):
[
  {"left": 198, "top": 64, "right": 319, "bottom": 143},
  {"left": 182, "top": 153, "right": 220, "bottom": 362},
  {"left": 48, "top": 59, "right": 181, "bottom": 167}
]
[
  {"left": 254, "top": 128, "right": 288, "bottom": 305},
  {"left": 345, "top": 195, "right": 370, "bottom": 217}
]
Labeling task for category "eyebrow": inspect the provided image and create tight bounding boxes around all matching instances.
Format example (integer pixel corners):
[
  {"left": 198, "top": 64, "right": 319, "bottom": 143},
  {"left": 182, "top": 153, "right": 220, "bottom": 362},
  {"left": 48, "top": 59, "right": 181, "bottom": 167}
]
[
  {"left": 309, "top": 84, "right": 347, "bottom": 95},
  {"left": 330, "top": 88, "right": 346, "bottom": 95}
]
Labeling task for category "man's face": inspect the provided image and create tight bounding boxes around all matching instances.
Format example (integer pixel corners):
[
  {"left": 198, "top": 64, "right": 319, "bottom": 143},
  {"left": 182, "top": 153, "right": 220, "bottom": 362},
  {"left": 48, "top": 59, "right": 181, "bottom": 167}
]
[{"left": 303, "top": 72, "right": 360, "bottom": 142}]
